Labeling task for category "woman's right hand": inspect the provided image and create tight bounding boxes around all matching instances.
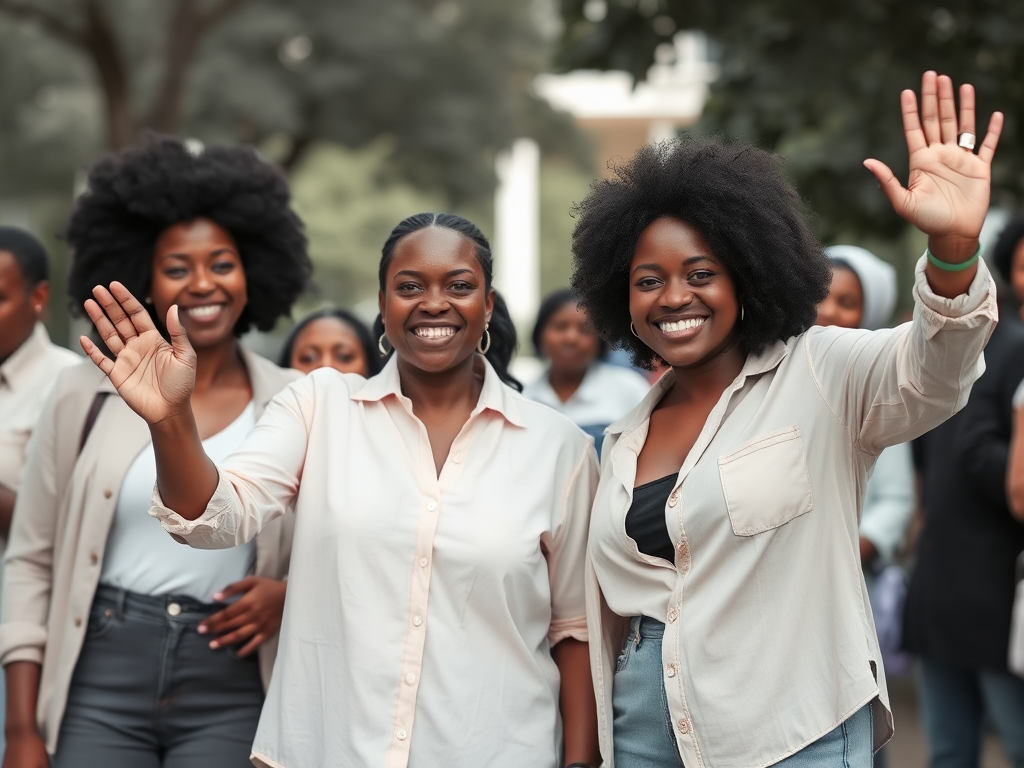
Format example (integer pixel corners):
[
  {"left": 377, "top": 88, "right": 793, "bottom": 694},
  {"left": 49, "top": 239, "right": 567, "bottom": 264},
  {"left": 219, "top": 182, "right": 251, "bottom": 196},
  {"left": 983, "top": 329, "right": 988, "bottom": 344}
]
[
  {"left": 80, "top": 282, "right": 197, "bottom": 425},
  {"left": 2, "top": 730, "right": 49, "bottom": 768}
]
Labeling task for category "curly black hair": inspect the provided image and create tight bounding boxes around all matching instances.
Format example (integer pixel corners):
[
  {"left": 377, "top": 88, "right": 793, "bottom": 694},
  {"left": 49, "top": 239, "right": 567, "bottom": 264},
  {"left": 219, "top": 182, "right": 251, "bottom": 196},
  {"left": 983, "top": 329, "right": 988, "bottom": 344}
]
[
  {"left": 67, "top": 134, "right": 310, "bottom": 336},
  {"left": 570, "top": 137, "right": 832, "bottom": 368},
  {"left": 279, "top": 308, "right": 383, "bottom": 377},
  {"left": 992, "top": 214, "right": 1024, "bottom": 286}
]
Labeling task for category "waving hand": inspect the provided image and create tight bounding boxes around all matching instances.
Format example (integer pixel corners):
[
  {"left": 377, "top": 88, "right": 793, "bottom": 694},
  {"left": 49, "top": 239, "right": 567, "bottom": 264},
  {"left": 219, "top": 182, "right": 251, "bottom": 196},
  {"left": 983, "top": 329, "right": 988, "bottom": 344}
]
[
  {"left": 80, "top": 282, "right": 197, "bottom": 425},
  {"left": 864, "top": 71, "right": 1003, "bottom": 244}
]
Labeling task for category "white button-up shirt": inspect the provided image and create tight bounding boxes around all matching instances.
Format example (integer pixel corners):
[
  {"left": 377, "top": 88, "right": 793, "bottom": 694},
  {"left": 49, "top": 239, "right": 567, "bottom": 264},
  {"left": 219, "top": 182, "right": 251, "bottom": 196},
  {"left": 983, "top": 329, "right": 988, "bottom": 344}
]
[
  {"left": 0, "top": 323, "right": 79, "bottom": 494},
  {"left": 152, "top": 355, "right": 599, "bottom": 768},
  {"left": 586, "top": 256, "right": 998, "bottom": 768}
]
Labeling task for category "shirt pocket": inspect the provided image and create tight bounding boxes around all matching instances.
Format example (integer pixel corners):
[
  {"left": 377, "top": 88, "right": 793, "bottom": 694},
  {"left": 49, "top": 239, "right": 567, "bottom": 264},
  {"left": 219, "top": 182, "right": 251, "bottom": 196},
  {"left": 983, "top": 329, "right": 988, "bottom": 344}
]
[{"left": 717, "top": 425, "right": 813, "bottom": 536}]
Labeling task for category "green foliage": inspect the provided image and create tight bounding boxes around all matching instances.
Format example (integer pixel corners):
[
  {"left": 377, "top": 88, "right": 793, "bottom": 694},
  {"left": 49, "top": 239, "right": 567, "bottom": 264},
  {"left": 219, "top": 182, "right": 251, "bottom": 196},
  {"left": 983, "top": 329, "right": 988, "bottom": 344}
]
[{"left": 557, "top": 0, "right": 1024, "bottom": 243}]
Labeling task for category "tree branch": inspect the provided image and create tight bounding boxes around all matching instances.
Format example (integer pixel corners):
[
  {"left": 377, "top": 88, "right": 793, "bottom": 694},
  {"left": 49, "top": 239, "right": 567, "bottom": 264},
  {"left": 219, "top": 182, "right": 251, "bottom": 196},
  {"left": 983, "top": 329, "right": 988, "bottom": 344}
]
[
  {"left": 0, "top": 0, "right": 84, "bottom": 45},
  {"left": 197, "top": 0, "right": 248, "bottom": 32}
]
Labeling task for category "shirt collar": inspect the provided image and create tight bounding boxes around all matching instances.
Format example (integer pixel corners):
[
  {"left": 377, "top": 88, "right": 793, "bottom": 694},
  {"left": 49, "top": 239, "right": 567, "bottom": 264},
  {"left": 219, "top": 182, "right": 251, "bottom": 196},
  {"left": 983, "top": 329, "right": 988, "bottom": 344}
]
[
  {"left": 351, "top": 353, "right": 526, "bottom": 428},
  {"left": 0, "top": 322, "right": 52, "bottom": 390},
  {"left": 605, "top": 340, "right": 789, "bottom": 436}
]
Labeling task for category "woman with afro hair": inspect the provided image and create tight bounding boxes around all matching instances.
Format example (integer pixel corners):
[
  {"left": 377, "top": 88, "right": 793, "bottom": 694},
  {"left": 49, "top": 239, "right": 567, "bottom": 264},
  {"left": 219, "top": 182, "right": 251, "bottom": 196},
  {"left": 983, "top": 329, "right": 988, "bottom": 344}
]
[
  {"left": 576, "top": 72, "right": 1003, "bottom": 767},
  {"left": 1, "top": 135, "right": 310, "bottom": 768}
]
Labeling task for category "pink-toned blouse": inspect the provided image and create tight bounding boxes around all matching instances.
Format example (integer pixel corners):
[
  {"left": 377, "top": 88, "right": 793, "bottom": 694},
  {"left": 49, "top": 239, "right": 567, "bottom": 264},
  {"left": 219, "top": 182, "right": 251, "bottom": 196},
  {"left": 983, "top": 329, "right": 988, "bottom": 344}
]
[{"left": 152, "top": 355, "right": 598, "bottom": 768}]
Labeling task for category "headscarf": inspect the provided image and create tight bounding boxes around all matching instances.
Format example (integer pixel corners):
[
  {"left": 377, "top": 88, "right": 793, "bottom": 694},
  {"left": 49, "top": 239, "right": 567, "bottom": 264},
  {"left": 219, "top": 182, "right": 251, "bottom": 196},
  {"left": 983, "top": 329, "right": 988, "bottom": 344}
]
[{"left": 824, "top": 245, "right": 897, "bottom": 330}]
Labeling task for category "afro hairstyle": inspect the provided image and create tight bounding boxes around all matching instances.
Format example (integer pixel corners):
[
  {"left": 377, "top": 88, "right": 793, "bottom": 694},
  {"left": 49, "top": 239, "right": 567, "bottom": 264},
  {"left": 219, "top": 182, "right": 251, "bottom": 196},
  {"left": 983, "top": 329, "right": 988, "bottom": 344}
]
[
  {"left": 67, "top": 134, "right": 310, "bottom": 337},
  {"left": 570, "top": 136, "right": 832, "bottom": 369},
  {"left": 992, "top": 214, "right": 1024, "bottom": 286}
]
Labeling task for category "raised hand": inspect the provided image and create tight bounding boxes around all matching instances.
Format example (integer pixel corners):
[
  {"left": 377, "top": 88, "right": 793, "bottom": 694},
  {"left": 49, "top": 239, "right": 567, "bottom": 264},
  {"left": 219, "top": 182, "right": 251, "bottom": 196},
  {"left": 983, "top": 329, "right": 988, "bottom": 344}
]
[
  {"left": 864, "top": 71, "right": 1003, "bottom": 246},
  {"left": 80, "top": 282, "right": 197, "bottom": 425}
]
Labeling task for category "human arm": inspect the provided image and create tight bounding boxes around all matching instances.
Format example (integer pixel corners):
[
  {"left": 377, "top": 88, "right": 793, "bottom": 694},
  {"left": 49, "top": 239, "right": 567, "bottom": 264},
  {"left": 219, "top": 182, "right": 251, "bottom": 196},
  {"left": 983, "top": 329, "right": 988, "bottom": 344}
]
[
  {"left": 544, "top": 442, "right": 601, "bottom": 766},
  {"left": 0, "top": 484, "right": 14, "bottom": 540},
  {"left": 553, "top": 637, "right": 600, "bottom": 767},
  {"left": 197, "top": 576, "right": 286, "bottom": 656},
  {"left": 859, "top": 443, "right": 916, "bottom": 564},
  {"left": 2, "top": 662, "right": 48, "bottom": 768},
  {"left": 810, "top": 74, "right": 1002, "bottom": 453},
  {"left": 1006, "top": 380, "right": 1024, "bottom": 522}
]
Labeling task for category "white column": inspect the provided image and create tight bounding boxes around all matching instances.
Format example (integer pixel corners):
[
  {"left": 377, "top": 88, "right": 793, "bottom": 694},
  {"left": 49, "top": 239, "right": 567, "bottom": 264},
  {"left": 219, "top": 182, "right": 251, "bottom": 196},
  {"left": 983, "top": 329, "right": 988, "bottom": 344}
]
[{"left": 493, "top": 138, "right": 541, "bottom": 332}]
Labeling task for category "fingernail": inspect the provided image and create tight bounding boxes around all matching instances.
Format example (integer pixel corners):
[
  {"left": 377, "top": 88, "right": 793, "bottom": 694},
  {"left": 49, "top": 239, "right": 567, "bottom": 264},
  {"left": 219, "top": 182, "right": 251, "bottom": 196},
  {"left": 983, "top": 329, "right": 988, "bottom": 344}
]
[
  {"left": 197, "top": 625, "right": 208, "bottom": 635},
  {"left": 213, "top": 592, "right": 223, "bottom": 601},
  {"left": 209, "top": 640, "right": 219, "bottom": 649}
]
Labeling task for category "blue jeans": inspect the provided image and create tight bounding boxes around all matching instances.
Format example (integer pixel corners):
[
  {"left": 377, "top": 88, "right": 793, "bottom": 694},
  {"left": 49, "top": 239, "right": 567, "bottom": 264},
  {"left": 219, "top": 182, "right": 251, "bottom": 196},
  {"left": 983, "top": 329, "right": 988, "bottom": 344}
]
[
  {"left": 612, "top": 616, "right": 874, "bottom": 767},
  {"left": 919, "top": 656, "right": 1024, "bottom": 768},
  {"left": 52, "top": 585, "right": 264, "bottom": 768}
]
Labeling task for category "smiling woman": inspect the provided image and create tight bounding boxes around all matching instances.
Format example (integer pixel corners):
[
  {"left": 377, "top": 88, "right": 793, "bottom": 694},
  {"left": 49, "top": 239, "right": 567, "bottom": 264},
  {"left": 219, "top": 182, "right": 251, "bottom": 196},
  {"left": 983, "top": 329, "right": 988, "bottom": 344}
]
[
  {"left": 70, "top": 210, "right": 602, "bottom": 768},
  {"left": 0, "top": 135, "right": 310, "bottom": 768},
  {"left": 572, "top": 73, "right": 1004, "bottom": 768}
]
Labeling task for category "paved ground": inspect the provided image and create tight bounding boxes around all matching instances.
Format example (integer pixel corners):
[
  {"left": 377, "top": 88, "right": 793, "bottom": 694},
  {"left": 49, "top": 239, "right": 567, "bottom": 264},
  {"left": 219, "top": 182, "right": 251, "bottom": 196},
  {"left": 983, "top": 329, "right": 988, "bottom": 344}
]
[{"left": 886, "top": 674, "right": 1011, "bottom": 768}]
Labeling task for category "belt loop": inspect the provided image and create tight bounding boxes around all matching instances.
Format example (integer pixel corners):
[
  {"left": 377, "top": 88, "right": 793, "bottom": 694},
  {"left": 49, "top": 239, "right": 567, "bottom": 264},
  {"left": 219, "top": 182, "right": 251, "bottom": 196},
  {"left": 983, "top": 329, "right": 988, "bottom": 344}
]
[{"left": 115, "top": 587, "right": 127, "bottom": 621}]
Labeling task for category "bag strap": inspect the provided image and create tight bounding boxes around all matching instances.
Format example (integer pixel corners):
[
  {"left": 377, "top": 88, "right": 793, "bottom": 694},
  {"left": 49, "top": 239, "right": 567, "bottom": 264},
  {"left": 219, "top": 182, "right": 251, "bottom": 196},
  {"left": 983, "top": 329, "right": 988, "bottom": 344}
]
[{"left": 78, "top": 392, "right": 111, "bottom": 456}]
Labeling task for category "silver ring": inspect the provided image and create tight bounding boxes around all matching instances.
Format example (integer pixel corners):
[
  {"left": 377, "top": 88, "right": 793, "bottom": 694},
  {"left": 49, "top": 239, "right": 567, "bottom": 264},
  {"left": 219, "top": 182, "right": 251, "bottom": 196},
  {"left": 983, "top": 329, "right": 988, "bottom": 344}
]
[{"left": 957, "top": 131, "right": 976, "bottom": 151}]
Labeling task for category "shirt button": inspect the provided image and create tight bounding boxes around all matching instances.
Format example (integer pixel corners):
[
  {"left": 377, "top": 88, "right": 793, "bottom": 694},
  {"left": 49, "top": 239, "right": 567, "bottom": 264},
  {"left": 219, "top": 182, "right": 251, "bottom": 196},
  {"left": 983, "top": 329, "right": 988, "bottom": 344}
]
[
  {"left": 405, "top": 672, "right": 417, "bottom": 685},
  {"left": 666, "top": 664, "right": 677, "bottom": 678},
  {"left": 74, "top": 617, "right": 82, "bottom": 627},
  {"left": 412, "top": 615, "right": 423, "bottom": 626},
  {"left": 426, "top": 501, "right": 437, "bottom": 512},
  {"left": 396, "top": 729, "right": 408, "bottom": 740},
  {"left": 167, "top": 602, "right": 182, "bottom": 617},
  {"left": 103, "top": 488, "right": 113, "bottom": 499},
  {"left": 668, "top": 491, "right": 679, "bottom": 508},
  {"left": 667, "top": 607, "right": 678, "bottom": 623},
  {"left": 89, "top": 553, "right": 98, "bottom": 565},
  {"left": 418, "top": 557, "right": 428, "bottom": 568},
  {"left": 453, "top": 455, "right": 462, "bottom": 464},
  {"left": 677, "top": 718, "right": 690, "bottom": 734}
]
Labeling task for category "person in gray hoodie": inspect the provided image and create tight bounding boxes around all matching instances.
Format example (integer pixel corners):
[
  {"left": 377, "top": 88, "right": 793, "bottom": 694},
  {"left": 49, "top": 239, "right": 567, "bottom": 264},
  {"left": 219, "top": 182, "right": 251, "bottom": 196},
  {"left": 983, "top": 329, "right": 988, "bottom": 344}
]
[{"left": 817, "top": 245, "right": 916, "bottom": 574}]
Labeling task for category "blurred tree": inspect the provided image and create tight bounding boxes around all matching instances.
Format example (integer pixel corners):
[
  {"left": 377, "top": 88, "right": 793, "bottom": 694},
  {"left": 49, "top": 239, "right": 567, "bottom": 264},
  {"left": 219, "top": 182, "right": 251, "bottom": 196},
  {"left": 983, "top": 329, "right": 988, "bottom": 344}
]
[
  {"left": 0, "top": 0, "right": 582, "bottom": 203},
  {"left": 556, "top": 0, "right": 1024, "bottom": 242}
]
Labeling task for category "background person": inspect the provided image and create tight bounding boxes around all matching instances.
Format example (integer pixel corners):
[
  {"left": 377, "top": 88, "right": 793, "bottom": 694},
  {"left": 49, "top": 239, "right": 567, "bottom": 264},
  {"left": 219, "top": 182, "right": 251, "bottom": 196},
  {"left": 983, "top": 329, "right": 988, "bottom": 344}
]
[
  {"left": 816, "top": 245, "right": 915, "bottom": 573},
  {"left": 903, "top": 214, "right": 1024, "bottom": 768},
  {"left": 572, "top": 72, "right": 1001, "bottom": 767},
  {"left": 79, "top": 212, "right": 601, "bottom": 768},
  {"left": 279, "top": 308, "right": 382, "bottom": 377},
  {"left": 0, "top": 136, "right": 310, "bottom": 768},
  {"left": 0, "top": 227, "right": 80, "bottom": 761},
  {"left": 523, "top": 288, "right": 649, "bottom": 454}
]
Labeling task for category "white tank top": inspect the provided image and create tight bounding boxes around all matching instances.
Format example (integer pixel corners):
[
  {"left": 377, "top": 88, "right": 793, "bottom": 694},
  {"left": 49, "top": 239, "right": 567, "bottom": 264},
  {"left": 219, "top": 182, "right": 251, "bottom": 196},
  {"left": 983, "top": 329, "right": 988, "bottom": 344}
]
[{"left": 100, "top": 402, "right": 257, "bottom": 602}]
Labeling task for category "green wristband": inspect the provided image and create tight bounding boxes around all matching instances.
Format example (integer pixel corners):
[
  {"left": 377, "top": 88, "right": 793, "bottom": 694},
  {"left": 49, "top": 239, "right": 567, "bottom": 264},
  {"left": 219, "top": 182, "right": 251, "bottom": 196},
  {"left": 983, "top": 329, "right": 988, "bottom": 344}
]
[{"left": 926, "top": 245, "right": 981, "bottom": 272}]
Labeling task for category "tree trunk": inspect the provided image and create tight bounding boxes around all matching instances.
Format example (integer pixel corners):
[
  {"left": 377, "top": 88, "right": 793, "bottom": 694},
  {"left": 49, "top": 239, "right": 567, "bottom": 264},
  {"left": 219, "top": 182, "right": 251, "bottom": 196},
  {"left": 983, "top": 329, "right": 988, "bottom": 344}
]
[{"left": 81, "top": 0, "right": 135, "bottom": 148}]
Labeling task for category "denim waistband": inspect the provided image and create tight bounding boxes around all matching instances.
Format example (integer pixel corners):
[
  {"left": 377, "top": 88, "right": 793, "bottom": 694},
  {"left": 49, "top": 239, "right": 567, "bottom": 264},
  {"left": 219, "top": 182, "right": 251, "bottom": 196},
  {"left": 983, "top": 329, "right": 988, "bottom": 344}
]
[
  {"left": 627, "top": 615, "right": 665, "bottom": 641},
  {"left": 94, "top": 583, "right": 222, "bottom": 623}
]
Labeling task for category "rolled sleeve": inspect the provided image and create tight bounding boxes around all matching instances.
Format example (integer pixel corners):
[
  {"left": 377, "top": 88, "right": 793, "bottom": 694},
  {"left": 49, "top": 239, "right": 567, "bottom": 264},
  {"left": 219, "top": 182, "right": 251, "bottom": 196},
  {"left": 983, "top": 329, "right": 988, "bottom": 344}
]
[
  {"left": 808, "top": 254, "right": 997, "bottom": 455},
  {"left": 544, "top": 441, "right": 600, "bottom": 645},
  {"left": 150, "top": 377, "right": 314, "bottom": 551}
]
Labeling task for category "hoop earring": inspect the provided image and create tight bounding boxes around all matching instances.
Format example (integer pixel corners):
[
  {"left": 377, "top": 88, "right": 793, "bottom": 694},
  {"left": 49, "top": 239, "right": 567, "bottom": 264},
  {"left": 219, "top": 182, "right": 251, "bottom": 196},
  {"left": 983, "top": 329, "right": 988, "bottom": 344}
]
[
  {"left": 477, "top": 326, "right": 491, "bottom": 355},
  {"left": 378, "top": 333, "right": 392, "bottom": 356},
  {"left": 740, "top": 305, "right": 745, "bottom": 322},
  {"left": 630, "top": 323, "right": 640, "bottom": 338}
]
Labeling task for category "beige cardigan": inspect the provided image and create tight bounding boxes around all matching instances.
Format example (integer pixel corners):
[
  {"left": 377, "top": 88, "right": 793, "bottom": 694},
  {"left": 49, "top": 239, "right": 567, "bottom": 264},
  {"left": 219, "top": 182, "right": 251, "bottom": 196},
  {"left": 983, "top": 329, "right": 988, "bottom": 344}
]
[{"left": 0, "top": 347, "right": 299, "bottom": 753}]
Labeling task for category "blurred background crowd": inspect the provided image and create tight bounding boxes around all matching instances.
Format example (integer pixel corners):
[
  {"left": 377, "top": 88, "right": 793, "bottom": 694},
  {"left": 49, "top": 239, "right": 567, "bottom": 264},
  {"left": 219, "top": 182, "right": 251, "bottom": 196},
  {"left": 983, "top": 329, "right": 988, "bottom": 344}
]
[{"left": 2, "top": 1, "right": 1024, "bottom": 766}]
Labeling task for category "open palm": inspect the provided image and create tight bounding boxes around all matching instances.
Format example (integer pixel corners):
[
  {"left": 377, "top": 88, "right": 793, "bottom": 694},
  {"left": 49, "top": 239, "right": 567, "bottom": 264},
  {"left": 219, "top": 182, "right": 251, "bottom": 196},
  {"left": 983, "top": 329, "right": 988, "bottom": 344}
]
[
  {"left": 864, "top": 72, "right": 1003, "bottom": 242},
  {"left": 80, "top": 282, "right": 196, "bottom": 425}
]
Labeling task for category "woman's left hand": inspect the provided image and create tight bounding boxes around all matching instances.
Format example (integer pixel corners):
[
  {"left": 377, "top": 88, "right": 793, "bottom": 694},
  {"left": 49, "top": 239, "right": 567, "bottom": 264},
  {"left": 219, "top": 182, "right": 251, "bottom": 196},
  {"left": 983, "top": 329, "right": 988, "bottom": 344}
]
[
  {"left": 198, "top": 576, "right": 287, "bottom": 657},
  {"left": 864, "top": 71, "right": 1003, "bottom": 246}
]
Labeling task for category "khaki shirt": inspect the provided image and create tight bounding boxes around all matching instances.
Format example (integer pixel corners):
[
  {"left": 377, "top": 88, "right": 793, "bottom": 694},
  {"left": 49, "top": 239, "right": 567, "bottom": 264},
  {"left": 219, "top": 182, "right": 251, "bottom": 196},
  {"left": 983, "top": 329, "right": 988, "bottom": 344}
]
[
  {"left": 0, "top": 347, "right": 298, "bottom": 754},
  {"left": 0, "top": 323, "right": 79, "bottom": 493},
  {"left": 587, "top": 256, "right": 997, "bottom": 768}
]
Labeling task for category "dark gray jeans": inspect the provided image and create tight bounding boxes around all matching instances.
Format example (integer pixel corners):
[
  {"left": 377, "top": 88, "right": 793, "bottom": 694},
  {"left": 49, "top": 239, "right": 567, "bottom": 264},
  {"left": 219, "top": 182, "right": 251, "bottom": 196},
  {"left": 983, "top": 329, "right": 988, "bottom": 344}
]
[{"left": 53, "top": 585, "right": 264, "bottom": 768}]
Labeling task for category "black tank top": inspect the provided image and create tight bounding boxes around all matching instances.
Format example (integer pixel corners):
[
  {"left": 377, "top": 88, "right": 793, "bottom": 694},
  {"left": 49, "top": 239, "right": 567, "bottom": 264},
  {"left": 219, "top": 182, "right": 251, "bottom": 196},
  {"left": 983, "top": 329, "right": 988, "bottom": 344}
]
[{"left": 625, "top": 474, "right": 676, "bottom": 563}]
